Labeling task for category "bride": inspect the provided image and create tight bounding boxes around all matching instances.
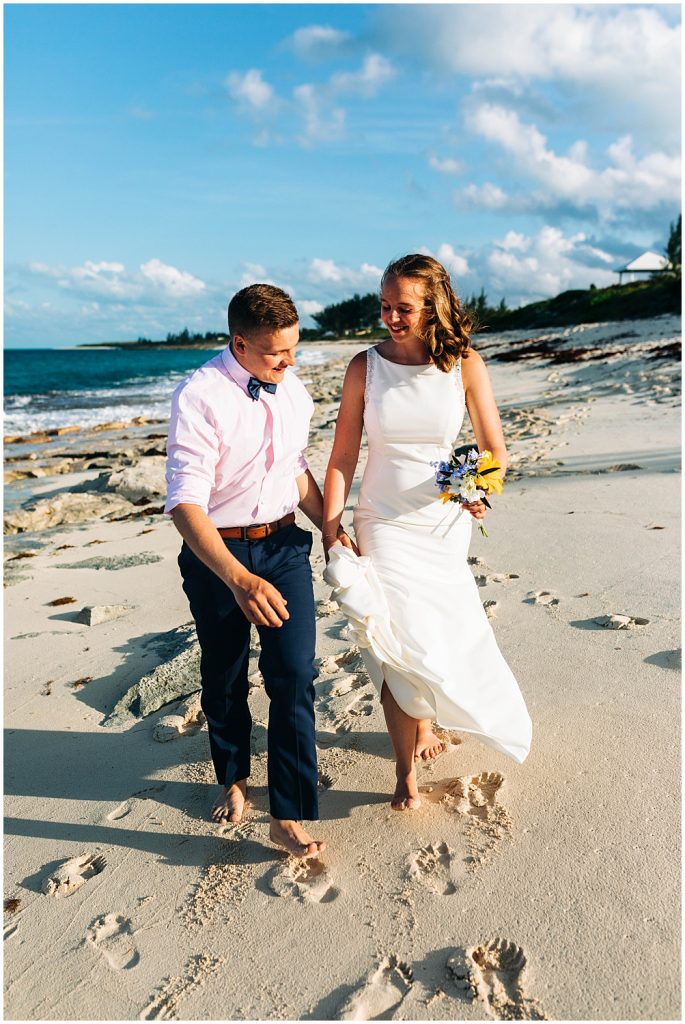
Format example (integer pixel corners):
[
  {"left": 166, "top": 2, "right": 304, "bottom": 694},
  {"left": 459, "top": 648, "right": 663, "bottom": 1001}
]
[{"left": 322, "top": 253, "right": 532, "bottom": 811}]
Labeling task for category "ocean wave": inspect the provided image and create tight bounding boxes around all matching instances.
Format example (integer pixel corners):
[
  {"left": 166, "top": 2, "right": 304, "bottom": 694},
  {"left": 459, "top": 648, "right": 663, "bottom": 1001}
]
[{"left": 3, "top": 347, "right": 332, "bottom": 434}]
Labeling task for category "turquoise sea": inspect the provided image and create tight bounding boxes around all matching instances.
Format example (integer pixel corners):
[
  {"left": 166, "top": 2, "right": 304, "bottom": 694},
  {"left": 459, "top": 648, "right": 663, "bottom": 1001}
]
[{"left": 3, "top": 346, "right": 328, "bottom": 435}]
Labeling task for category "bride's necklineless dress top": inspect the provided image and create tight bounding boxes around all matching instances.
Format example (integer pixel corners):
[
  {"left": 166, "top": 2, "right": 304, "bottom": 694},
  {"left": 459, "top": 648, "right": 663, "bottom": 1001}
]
[{"left": 326, "top": 345, "right": 532, "bottom": 763}]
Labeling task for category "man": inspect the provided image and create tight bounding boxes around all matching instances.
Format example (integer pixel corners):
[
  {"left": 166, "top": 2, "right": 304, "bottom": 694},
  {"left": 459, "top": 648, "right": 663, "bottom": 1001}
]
[{"left": 165, "top": 283, "right": 345, "bottom": 858}]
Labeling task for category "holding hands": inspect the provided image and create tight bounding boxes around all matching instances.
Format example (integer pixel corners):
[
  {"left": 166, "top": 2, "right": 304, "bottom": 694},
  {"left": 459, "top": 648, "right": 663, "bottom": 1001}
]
[{"left": 323, "top": 524, "right": 360, "bottom": 560}]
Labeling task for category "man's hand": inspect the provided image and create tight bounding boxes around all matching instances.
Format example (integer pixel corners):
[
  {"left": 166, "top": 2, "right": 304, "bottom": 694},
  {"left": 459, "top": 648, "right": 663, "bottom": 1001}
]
[{"left": 231, "top": 572, "right": 289, "bottom": 627}]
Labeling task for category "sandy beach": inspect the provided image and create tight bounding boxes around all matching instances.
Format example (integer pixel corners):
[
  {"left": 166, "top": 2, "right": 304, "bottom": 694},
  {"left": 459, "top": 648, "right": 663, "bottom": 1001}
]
[{"left": 3, "top": 319, "right": 681, "bottom": 1021}]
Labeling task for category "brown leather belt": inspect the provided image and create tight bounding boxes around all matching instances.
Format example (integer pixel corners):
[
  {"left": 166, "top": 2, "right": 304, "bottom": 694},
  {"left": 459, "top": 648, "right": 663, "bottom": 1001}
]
[{"left": 217, "top": 512, "right": 296, "bottom": 541}]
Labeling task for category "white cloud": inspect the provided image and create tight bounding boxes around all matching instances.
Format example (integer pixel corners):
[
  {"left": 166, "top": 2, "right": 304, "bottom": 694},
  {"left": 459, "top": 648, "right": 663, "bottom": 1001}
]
[
  {"left": 139, "top": 259, "right": 206, "bottom": 297},
  {"left": 298, "top": 299, "right": 324, "bottom": 316},
  {"left": 462, "top": 182, "right": 509, "bottom": 210},
  {"left": 238, "top": 261, "right": 274, "bottom": 288},
  {"left": 421, "top": 243, "right": 470, "bottom": 280},
  {"left": 28, "top": 261, "right": 61, "bottom": 277},
  {"left": 224, "top": 52, "right": 394, "bottom": 148},
  {"left": 380, "top": 4, "right": 679, "bottom": 82},
  {"left": 377, "top": 5, "right": 680, "bottom": 140},
  {"left": 288, "top": 25, "right": 351, "bottom": 60},
  {"left": 72, "top": 260, "right": 126, "bottom": 278},
  {"left": 464, "top": 103, "right": 681, "bottom": 218},
  {"left": 330, "top": 53, "right": 395, "bottom": 97},
  {"left": 28, "top": 257, "right": 206, "bottom": 301},
  {"left": 428, "top": 154, "right": 463, "bottom": 175},
  {"left": 486, "top": 226, "right": 617, "bottom": 303},
  {"left": 308, "top": 258, "right": 381, "bottom": 286},
  {"left": 292, "top": 53, "right": 394, "bottom": 145},
  {"left": 498, "top": 231, "right": 528, "bottom": 252},
  {"left": 294, "top": 84, "right": 346, "bottom": 146},
  {"left": 225, "top": 69, "right": 276, "bottom": 111}
]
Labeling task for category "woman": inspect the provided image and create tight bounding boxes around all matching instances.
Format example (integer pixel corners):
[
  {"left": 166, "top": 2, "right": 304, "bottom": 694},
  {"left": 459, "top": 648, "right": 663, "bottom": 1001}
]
[{"left": 322, "top": 254, "right": 532, "bottom": 811}]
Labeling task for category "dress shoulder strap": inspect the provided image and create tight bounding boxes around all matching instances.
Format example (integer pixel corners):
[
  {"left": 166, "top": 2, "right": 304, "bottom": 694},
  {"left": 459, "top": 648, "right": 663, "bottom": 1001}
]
[
  {"left": 453, "top": 355, "right": 464, "bottom": 395},
  {"left": 364, "top": 346, "right": 378, "bottom": 408}
]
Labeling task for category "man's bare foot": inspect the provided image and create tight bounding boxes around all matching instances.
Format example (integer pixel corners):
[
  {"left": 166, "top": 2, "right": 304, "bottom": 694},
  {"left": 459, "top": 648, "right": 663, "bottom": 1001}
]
[
  {"left": 391, "top": 770, "right": 421, "bottom": 811},
  {"left": 211, "top": 780, "right": 247, "bottom": 825},
  {"left": 414, "top": 721, "right": 445, "bottom": 762},
  {"left": 269, "top": 818, "right": 326, "bottom": 858}
]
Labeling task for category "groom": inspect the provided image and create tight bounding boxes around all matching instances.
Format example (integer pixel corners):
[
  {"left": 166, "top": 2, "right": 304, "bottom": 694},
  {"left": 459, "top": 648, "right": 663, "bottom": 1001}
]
[{"left": 165, "top": 283, "right": 344, "bottom": 857}]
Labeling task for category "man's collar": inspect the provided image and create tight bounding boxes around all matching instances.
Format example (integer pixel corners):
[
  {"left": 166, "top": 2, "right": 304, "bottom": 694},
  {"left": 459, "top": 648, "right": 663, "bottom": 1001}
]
[{"left": 221, "top": 342, "right": 254, "bottom": 397}]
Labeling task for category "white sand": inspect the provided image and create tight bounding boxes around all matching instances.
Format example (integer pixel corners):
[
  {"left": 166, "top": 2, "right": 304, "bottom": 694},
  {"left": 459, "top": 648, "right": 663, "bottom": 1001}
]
[{"left": 3, "top": 318, "right": 680, "bottom": 1020}]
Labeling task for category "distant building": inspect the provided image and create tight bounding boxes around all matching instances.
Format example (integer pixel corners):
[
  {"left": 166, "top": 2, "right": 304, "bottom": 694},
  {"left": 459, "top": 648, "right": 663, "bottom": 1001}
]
[{"left": 616, "top": 250, "right": 672, "bottom": 284}]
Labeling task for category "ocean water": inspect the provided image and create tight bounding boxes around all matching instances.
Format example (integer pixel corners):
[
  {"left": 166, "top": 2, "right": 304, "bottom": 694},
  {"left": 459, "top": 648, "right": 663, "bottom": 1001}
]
[{"left": 3, "top": 346, "right": 329, "bottom": 435}]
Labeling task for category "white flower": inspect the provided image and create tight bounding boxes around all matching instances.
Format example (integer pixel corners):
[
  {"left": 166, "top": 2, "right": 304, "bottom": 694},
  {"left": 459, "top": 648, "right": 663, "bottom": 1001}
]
[{"left": 458, "top": 477, "right": 484, "bottom": 502}]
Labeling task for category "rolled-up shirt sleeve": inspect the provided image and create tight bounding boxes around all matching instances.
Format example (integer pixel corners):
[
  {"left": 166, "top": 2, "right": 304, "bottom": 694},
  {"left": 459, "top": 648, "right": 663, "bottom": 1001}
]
[
  {"left": 295, "top": 449, "right": 309, "bottom": 475},
  {"left": 165, "top": 385, "right": 221, "bottom": 514}
]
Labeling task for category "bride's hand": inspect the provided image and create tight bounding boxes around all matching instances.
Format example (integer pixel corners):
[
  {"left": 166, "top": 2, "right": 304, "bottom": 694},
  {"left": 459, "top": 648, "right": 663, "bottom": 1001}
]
[
  {"left": 337, "top": 530, "right": 361, "bottom": 556},
  {"left": 462, "top": 499, "right": 487, "bottom": 521},
  {"left": 322, "top": 530, "right": 360, "bottom": 562}
]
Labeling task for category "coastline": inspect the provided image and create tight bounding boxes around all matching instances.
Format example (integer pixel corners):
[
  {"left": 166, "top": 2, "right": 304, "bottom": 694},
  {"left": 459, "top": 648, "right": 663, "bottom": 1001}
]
[{"left": 4, "top": 318, "right": 681, "bottom": 1020}]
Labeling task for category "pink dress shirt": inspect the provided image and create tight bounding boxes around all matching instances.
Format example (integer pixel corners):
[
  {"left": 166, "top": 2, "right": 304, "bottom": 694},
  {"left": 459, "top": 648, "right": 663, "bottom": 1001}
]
[{"left": 165, "top": 345, "right": 313, "bottom": 526}]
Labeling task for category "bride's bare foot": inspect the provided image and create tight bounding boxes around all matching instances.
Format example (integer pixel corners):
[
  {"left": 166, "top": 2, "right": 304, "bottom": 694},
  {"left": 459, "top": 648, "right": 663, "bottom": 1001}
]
[
  {"left": 269, "top": 819, "right": 326, "bottom": 858},
  {"left": 414, "top": 721, "right": 445, "bottom": 761},
  {"left": 391, "top": 769, "right": 421, "bottom": 811},
  {"left": 211, "top": 780, "right": 247, "bottom": 824}
]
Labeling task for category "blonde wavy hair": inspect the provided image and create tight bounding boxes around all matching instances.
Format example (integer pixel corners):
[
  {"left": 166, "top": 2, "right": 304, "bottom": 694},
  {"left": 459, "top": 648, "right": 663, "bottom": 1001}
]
[{"left": 381, "top": 254, "right": 472, "bottom": 372}]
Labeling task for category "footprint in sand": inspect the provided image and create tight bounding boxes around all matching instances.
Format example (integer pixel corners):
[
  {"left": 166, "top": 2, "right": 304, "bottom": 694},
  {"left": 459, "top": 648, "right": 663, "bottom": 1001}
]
[
  {"left": 86, "top": 913, "right": 139, "bottom": 970},
  {"left": 408, "top": 842, "right": 458, "bottom": 895},
  {"left": 525, "top": 590, "right": 560, "bottom": 607},
  {"left": 106, "top": 785, "right": 166, "bottom": 821},
  {"left": 316, "top": 647, "right": 362, "bottom": 676},
  {"left": 475, "top": 573, "right": 518, "bottom": 588},
  {"left": 437, "top": 771, "right": 505, "bottom": 817},
  {"left": 323, "top": 672, "right": 368, "bottom": 698},
  {"left": 448, "top": 938, "right": 547, "bottom": 1020},
  {"left": 321, "top": 693, "right": 373, "bottom": 736},
  {"left": 432, "top": 725, "right": 462, "bottom": 750},
  {"left": 340, "top": 956, "right": 413, "bottom": 1021},
  {"left": 593, "top": 613, "right": 649, "bottom": 630},
  {"left": 482, "top": 599, "right": 498, "bottom": 619},
  {"left": 318, "top": 771, "right": 336, "bottom": 790},
  {"left": 428, "top": 772, "right": 511, "bottom": 865},
  {"left": 153, "top": 692, "right": 205, "bottom": 742},
  {"left": 316, "top": 598, "right": 339, "bottom": 617},
  {"left": 269, "top": 857, "right": 339, "bottom": 903},
  {"left": 42, "top": 852, "right": 107, "bottom": 897},
  {"left": 108, "top": 801, "right": 134, "bottom": 821}
]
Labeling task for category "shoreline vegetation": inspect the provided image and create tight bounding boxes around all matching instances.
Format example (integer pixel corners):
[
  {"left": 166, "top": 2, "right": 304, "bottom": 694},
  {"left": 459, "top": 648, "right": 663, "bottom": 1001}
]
[{"left": 79, "top": 275, "right": 682, "bottom": 350}]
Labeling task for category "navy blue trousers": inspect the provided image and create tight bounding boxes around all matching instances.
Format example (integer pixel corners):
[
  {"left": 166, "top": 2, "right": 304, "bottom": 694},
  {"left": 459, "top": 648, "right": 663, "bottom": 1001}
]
[{"left": 178, "top": 523, "right": 319, "bottom": 821}]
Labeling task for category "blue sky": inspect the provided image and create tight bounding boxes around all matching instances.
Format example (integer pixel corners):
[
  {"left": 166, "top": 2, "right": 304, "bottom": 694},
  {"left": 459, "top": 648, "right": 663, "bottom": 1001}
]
[{"left": 5, "top": 2, "right": 682, "bottom": 347}]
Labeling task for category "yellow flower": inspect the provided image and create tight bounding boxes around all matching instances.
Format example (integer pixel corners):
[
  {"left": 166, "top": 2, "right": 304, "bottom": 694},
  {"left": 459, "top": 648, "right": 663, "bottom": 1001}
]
[
  {"left": 475, "top": 451, "right": 504, "bottom": 495},
  {"left": 438, "top": 492, "right": 453, "bottom": 503}
]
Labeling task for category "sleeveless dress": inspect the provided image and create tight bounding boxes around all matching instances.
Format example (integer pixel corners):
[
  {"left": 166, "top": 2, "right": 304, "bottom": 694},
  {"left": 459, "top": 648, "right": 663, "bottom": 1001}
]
[{"left": 324, "top": 346, "right": 532, "bottom": 763}]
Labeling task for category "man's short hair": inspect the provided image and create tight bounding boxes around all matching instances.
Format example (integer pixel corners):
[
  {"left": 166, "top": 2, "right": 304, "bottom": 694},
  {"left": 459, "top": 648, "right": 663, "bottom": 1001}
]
[{"left": 228, "top": 284, "right": 298, "bottom": 339}]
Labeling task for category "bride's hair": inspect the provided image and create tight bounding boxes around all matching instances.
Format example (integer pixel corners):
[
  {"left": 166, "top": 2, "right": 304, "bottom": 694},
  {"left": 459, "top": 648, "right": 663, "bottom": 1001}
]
[{"left": 381, "top": 254, "right": 472, "bottom": 372}]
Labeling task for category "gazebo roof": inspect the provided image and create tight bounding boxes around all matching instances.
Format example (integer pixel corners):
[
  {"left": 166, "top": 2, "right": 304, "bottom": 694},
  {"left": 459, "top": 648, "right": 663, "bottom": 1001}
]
[{"left": 617, "top": 250, "right": 671, "bottom": 273}]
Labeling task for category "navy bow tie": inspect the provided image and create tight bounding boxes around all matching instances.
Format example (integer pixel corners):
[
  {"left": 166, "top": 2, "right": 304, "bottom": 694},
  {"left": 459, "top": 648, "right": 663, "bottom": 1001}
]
[{"left": 247, "top": 376, "right": 278, "bottom": 401}]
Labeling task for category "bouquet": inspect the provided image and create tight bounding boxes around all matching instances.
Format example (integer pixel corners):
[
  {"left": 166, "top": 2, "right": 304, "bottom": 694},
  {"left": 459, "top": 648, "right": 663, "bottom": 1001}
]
[{"left": 432, "top": 446, "right": 503, "bottom": 536}]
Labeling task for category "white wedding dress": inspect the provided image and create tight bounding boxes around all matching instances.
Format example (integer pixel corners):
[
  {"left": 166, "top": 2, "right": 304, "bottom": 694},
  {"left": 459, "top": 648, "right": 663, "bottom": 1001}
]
[{"left": 324, "top": 346, "right": 532, "bottom": 763}]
